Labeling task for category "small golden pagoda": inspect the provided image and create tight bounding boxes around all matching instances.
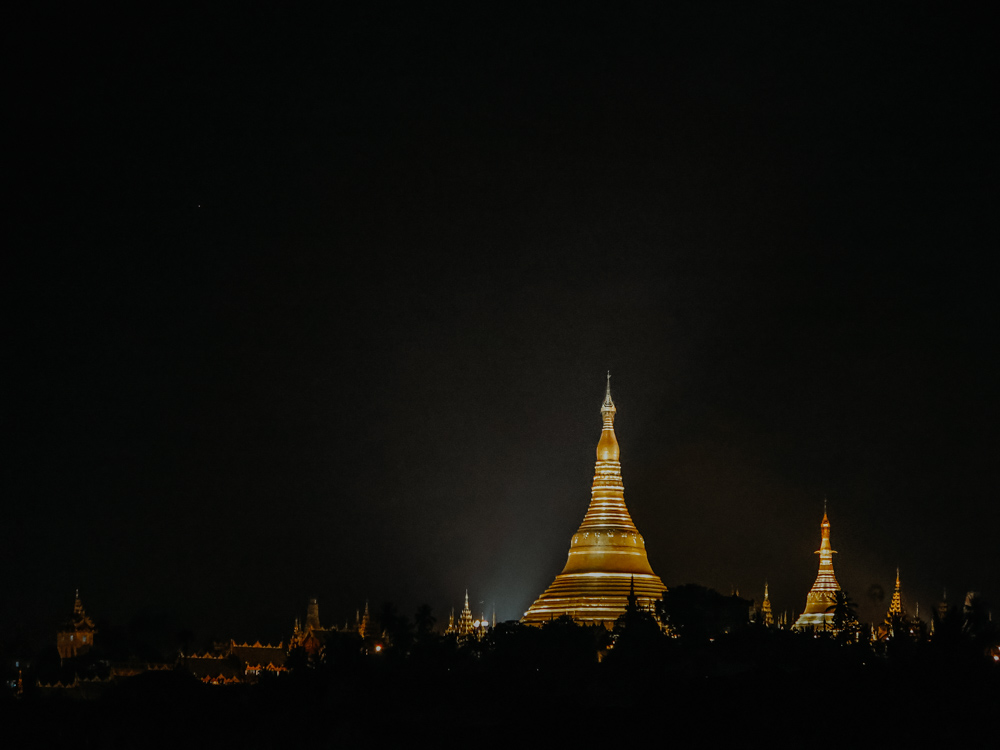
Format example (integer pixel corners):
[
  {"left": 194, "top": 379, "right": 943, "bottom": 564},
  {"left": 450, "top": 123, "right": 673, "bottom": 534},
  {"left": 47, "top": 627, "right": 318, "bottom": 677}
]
[
  {"left": 457, "top": 590, "right": 474, "bottom": 636},
  {"left": 522, "top": 375, "right": 667, "bottom": 626},
  {"left": 444, "top": 591, "right": 477, "bottom": 638},
  {"left": 886, "top": 568, "right": 905, "bottom": 621},
  {"left": 874, "top": 568, "right": 910, "bottom": 640},
  {"left": 761, "top": 582, "right": 774, "bottom": 627},
  {"left": 792, "top": 508, "right": 841, "bottom": 630}
]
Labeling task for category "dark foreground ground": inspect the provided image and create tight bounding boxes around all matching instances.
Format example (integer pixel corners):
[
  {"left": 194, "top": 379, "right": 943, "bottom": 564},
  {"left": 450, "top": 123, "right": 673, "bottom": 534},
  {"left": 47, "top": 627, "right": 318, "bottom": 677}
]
[{"left": 4, "top": 640, "right": 997, "bottom": 748}]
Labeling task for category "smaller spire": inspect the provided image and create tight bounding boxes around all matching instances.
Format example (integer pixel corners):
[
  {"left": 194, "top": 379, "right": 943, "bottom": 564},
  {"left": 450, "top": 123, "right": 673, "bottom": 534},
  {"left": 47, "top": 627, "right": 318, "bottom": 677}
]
[
  {"left": 886, "top": 568, "right": 905, "bottom": 624},
  {"left": 626, "top": 575, "right": 638, "bottom": 613},
  {"left": 457, "top": 591, "right": 474, "bottom": 636},
  {"left": 602, "top": 371, "right": 616, "bottom": 413},
  {"left": 761, "top": 581, "right": 773, "bottom": 626}
]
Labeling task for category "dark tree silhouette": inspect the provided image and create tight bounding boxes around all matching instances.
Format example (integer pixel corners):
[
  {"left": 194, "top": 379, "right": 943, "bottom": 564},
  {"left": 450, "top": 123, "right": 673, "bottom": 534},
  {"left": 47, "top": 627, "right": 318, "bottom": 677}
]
[
  {"left": 414, "top": 604, "right": 435, "bottom": 635},
  {"left": 826, "top": 590, "right": 860, "bottom": 644},
  {"left": 658, "top": 584, "right": 753, "bottom": 640}
]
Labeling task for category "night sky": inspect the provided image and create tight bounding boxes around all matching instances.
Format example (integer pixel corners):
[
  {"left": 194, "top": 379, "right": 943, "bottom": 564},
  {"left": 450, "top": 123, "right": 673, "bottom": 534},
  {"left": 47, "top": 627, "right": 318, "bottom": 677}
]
[{"left": 6, "top": 5, "right": 997, "bottom": 645}]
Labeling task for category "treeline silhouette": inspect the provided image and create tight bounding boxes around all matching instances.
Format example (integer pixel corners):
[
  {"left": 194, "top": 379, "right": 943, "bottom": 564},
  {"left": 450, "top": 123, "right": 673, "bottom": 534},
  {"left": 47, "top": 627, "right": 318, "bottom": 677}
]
[{"left": 4, "top": 586, "right": 997, "bottom": 747}]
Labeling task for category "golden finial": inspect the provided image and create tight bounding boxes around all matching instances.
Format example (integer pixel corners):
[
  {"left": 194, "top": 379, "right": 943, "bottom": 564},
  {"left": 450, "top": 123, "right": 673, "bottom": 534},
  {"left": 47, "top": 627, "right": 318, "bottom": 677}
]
[{"left": 597, "top": 373, "right": 619, "bottom": 459}]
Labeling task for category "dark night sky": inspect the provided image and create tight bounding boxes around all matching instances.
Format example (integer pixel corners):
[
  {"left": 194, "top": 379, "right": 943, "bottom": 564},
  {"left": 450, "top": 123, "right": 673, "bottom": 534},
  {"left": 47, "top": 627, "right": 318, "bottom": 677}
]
[{"left": 5, "top": 4, "right": 997, "bottom": 645}]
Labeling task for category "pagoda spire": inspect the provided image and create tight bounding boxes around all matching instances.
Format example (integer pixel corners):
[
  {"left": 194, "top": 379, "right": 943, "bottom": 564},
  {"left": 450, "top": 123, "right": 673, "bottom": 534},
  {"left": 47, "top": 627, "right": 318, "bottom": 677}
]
[
  {"left": 359, "top": 601, "right": 371, "bottom": 638},
  {"left": 792, "top": 507, "right": 842, "bottom": 630},
  {"left": 762, "top": 581, "right": 774, "bottom": 627},
  {"left": 522, "top": 376, "right": 667, "bottom": 625},
  {"left": 886, "top": 567, "right": 905, "bottom": 622},
  {"left": 457, "top": 590, "right": 474, "bottom": 636}
]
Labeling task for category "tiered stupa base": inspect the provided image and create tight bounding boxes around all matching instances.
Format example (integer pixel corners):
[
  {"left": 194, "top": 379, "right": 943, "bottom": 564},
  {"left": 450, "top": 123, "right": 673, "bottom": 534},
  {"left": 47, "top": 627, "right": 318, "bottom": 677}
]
[
  {"left": 793, "top": 611, "right": 835, "bottom": 630},
  {"left": 522, "top": 572, "right": 666, "bottom": 625}
]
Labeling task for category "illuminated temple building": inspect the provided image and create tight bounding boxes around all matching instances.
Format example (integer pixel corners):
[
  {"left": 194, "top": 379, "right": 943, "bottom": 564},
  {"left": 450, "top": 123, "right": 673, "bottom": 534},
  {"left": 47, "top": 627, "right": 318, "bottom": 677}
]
[
  {"left": 56, "top": 590, "right": 96, "bottom": 661},
  {"left": 290, "top": 597, "right": 337, "bottom": 656},
  {"left": 793, "top": 510, "right": 841, "bottom": 630},
  {"left": 522, "top": 376, "right": 667, "bottom": 625}
]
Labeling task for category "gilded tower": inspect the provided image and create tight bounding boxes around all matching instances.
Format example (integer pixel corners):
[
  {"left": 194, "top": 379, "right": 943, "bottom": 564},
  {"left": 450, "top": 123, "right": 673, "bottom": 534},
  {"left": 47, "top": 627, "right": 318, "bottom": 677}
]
[
  {"left": 761, "top": 582, "right": 774, "bottom": 627},
  {"left": 876, "top": 568, "right": 910, "bottom": 640},
  {"left": 522, "top": 376, "right": 667, "bottom": 625},
  {"left": 457, "top": 590, "right": 474, "bottom": 636},
  {"left": 886, "top": 568, "right": 905, "bottom": 621},
  {"left": 793, "top": 509, "right": 841, "bottom": 630}
]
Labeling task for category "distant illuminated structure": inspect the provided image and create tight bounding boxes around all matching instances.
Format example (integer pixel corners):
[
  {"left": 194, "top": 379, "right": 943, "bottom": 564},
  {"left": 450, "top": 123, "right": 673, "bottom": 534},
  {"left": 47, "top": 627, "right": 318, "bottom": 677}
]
[
  {"left": 457, "top": 590, "right": 474, "bottom": 635},
  {"left": 792, "top": 509, "right": 841, "bottom": 631},
  {"left": 445, "top": 591, "right": 475, "bottom": 637},
  {"left": 877, "top": 569, "right": 921, "bottom": 640},
  {"left": 522, "top": 375, "right": 667, "bottom": 625},
  {"left": 357, "top": 601, "right": 373, "bottom": 639},
  {"left": 761, "top": 582, "right": 774, "bottom": 627},
  {"left": 886, "top": 568, "right": 905, "bottom": 621},
  {"left": 56, "top": 590, "right": 96, "bottom": 661},
  {"left": 183, "top": 640, "right": 288, "bottom": 684},
  {"left": 290, "top": 597, "right": 337, "bottom": 656}
]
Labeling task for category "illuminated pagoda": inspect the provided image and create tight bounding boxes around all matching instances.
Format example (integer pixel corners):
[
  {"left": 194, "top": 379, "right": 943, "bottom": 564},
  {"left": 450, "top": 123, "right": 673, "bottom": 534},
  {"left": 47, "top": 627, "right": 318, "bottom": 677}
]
[
  {"left": 792, "top": 509, "right": 841, "bottom": 630},
  {"left": 886, "top": 568, "right": 905, "bottom": 621},
  {"left": 445, "top": 591, "right": 475, "bottom": 637},
  {"left": 877, "top": 568, "right": 921, "bottom": 640},
  {"left": 522, "top": 375, "right": 667, "bottom": 626},
  {"left": 457, "top": 590, "right": 474, "bottom": 636},
  {"left": 56, "top": 589, "right": 96, "bottom": 661},
  {"left": 761, "top": 582, "right": 774, "bottom": 627}
]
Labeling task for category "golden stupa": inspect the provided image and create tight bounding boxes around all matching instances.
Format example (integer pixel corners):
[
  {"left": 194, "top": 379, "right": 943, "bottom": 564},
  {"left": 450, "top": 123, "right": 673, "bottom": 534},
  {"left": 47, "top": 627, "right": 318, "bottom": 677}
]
[
  {"left": 792, "top": 508, "right": 841, "bottom": 630},
  {"left": 521, "top": 375, "right": 667, "bottom": 626}
]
